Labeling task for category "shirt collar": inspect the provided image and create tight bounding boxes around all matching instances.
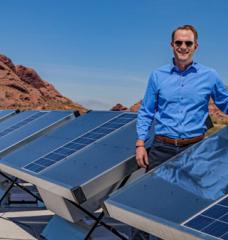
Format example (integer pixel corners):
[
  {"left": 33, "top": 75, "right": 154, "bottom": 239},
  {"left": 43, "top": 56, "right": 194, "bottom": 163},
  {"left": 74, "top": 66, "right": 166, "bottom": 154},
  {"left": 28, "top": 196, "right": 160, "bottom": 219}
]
[{"left": 170, "top": 58, "right": 199, "bottom": 74}]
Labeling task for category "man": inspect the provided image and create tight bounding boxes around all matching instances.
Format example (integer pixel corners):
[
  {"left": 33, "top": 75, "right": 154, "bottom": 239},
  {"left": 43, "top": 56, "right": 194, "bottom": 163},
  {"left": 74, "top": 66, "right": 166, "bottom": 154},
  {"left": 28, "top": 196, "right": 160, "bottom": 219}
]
[{"left": 134, "top": 25, "right": 228, "bottom": 239}]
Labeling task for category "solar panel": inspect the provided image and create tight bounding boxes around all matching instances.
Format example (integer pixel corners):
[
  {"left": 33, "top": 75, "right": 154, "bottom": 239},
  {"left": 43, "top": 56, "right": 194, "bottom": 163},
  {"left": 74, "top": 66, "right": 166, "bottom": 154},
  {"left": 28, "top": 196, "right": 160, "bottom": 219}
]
[
  {"left": 104, "top": 126, "right": 228, "bottom": 240},
  {"left": 0, "top": 110, "right": 74, "bottom": 156},
  {"left": 0, "top": 111, "right": 47, "bottom": 138},
  {"left": 183, "top": 195, "right": 228, "bottom": 239},
  {"left": 0, "top": 111, "right": 149, "bottom": 224},
  {"left": 23, "top": 113, "right": 137, "bottom": 173}
]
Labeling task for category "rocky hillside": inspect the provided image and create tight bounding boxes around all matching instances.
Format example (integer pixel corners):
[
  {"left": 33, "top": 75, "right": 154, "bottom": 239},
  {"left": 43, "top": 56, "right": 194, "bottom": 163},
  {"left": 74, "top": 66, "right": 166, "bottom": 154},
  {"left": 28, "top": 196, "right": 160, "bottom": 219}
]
[{"left": 0, "top": 54, "right": 87, "bottom": 114}]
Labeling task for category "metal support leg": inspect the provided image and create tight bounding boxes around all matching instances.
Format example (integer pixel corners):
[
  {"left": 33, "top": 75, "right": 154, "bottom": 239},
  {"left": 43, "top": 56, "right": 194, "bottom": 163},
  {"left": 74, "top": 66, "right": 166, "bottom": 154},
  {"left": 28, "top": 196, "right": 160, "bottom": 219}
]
[
  {"left": 69, "top": 200, "right": 128, "bottom": 240},
  {"left": 84, "top": 211, "right": 105, "bottom": 240},
  {"left": 0, "top": 171, "right": 130, "bottom": 239},
  {"left": 0, "top": 171, "right": 43, "bottom": 203},
  {"left": 0, "top": 177, "right": 18, "bottom": 205},
  {"left": 84, "top": 174, "right": 132, "bottom": 239}
]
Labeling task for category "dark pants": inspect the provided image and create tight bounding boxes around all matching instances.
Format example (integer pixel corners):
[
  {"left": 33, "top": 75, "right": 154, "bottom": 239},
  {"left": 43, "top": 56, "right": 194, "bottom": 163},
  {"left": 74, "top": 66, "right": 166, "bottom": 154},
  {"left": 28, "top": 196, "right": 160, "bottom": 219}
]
[
  {"left": 132, "top": 139, "right": 192, "bottom": 240},
  {"left": 148, "top": 139, "right": 192, "bottom": 170}
]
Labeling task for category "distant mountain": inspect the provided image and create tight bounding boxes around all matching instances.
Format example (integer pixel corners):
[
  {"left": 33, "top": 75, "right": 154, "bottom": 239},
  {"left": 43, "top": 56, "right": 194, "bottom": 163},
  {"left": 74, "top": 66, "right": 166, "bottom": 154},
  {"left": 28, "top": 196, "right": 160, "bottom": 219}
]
[{"left": 0, "top": 54, "right": 87, "bottom": 114}]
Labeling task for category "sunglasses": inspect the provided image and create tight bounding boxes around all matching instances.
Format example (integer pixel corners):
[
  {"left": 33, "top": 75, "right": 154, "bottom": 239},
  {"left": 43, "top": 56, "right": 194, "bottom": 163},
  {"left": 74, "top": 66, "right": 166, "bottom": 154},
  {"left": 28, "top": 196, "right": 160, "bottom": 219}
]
[{"left": 174, "top": 40, "right": 194, "bottom": 47}]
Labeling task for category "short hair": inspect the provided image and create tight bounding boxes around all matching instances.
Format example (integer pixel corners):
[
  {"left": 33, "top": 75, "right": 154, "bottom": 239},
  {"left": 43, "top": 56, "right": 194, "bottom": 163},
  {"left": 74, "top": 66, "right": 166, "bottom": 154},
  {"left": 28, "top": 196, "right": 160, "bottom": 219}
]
[{"left": 171, "top": 25, "right": 198, "bottom": 42}]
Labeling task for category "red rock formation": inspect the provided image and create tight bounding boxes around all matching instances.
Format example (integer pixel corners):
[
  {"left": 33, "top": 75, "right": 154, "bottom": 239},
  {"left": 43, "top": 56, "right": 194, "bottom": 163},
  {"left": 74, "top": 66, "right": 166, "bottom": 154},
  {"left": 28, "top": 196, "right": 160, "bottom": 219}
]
[
  {"left": 111, "top": 103, "right": 128, "bottom": 111},
  {"left": 129, "top": 101, "right": 141, "bottom": 112},
  {"left": 16, "top": 65, "right": 46, "bottom": 89},
  {"left": 0, "top": 55, "right": 16, "bottom": 72},
  {"left": 0, "top": 54, "right": 87, "bottom": 114}
]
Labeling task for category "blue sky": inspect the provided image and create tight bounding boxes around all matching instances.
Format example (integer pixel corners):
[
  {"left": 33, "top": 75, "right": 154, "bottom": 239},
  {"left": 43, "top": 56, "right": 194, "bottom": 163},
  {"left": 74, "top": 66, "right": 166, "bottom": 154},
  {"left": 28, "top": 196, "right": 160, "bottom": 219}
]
[{"left": 1, "top": 0, "right": 228, "bottom": 109}]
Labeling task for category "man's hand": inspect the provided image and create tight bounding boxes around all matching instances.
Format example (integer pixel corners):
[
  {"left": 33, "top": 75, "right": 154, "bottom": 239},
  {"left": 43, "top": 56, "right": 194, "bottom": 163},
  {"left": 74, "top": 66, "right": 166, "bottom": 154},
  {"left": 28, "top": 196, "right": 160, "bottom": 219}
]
[{"left": 136, "top": 146, "right": 149, "bottom": 168}]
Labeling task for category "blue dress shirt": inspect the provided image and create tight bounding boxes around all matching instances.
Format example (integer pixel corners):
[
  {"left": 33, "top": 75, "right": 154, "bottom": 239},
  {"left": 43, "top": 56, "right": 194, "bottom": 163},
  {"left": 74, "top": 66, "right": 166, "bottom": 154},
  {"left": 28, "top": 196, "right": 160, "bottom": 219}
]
[{"left": 136, "top": 61, "right": 228, "bottom": 141}]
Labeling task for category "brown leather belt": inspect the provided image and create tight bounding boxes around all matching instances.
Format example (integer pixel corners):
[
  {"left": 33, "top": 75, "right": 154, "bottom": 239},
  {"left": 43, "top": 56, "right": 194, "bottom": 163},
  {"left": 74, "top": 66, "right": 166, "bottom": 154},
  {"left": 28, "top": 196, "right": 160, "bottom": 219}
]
[{"left": 155, "top": 135, "right": 204, "bottom": 146}]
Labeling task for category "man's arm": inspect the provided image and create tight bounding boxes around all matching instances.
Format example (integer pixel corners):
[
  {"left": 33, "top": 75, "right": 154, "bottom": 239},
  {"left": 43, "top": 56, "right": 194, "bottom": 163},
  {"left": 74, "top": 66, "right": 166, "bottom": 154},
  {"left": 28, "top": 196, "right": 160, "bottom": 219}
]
[
  {"left": 211, "top": 71, "right": 228, "bottom": 114},
  {"left": 136, "top": 73, "right": 158, "bottom": 168}
]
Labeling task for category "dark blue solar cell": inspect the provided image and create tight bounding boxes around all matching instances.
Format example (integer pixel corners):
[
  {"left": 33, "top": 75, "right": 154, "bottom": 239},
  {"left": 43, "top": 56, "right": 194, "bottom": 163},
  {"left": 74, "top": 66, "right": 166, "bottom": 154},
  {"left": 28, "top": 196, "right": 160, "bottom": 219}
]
[
  {"left": 118, "top": 117, "right": 135, "bottom": 123},
  {"left": 185, "top": 215, "right": 213, "bottom": 230},
  {"left": 35, "top": 158, "right": 55, "bottom": 167},
  {"left": 202, "top": 221, "right": 228, "bottom": 237},
  {"left": 203, "top": 205, "right": 228, "bottom": 219},
  {"left": 220, "top": 197, "right": 228, "bottom": 207},
  {"left": 24, "top": 163, "right": 45, "bottom": 173},
  {"left": 15, "top": 122, "right": 26, "bottom": 127},
  {"left": 24, "top": 120, "right": 33, "bottom": 124},
  {"left": 89, "top": 130, "right": 106, "bottom": 138},
  {"left": 119, "top": 114, "right": 137, "bottom": 119},
  {"left": 113, "top": 118, "right": 133, "bottom": 124},
  {"left": 220, "top": 214, "right": 228, "bottom": 224},
  {"left": 8, "top": 126, "right": 16, "bottom": 130},
  {"left": 24, "top": 119, "right": 32, "bottom": 123},
  {"left": 55, "top": 147, "right": 75, "bottom": 156},
  {"left": 73, "top": 137, "right": 94, "bottom": 145},
  {"left": 64, "top": 142, "right": 85, "bottom": 150},
  {"left": 95, "top": 127, "right": 113, "bottom": 135},
  {"left": 83, "top": 132, "right": 104, "bottom": 140},
  {"left": 103, "top": 123, "right": 125, "bottom": 129},
  {"left": 45, "top": 152, "right": 64, "bottom": 161},
  {"left": 30, "top": 115, "right": 42, "bottom": 120}
]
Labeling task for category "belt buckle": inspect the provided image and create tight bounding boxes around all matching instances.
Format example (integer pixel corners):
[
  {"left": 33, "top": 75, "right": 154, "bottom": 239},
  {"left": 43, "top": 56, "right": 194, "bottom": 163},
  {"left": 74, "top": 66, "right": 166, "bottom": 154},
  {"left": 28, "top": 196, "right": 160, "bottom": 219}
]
[
  {"left": 174, "top": 139, "right": 184, "bottom": 147},
  {"left": 174, "top": 139, "right": 179, "bottom": 147}
]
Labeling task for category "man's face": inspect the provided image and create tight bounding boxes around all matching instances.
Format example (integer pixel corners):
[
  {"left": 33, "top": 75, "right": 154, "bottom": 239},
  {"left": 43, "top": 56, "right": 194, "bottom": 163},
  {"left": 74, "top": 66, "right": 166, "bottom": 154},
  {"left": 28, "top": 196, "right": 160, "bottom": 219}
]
[{"left": 171, "top": 29, "right": 198, "bottom": 65}]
